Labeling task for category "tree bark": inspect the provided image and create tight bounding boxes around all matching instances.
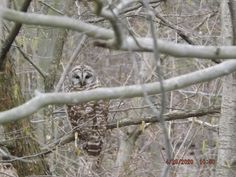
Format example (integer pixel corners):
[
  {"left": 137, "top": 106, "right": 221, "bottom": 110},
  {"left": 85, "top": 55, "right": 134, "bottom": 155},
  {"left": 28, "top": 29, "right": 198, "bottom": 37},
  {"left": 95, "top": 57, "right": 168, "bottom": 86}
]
[
  {"left": 216, "top": 0, "right": 236, "bottom": 176},
  {"left": 0, "top": 59, "right": 50, "bottom": 176},
  {"left": 0, "top": 1, "right": 50, "bottom": 176}
]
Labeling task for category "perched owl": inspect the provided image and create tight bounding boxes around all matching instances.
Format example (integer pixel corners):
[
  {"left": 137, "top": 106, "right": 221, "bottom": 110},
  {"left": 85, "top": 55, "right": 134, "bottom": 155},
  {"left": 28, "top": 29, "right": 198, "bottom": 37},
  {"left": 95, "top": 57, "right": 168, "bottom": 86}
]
[{"left": 66, "top": 65, "right": 109, "bottom": 156}]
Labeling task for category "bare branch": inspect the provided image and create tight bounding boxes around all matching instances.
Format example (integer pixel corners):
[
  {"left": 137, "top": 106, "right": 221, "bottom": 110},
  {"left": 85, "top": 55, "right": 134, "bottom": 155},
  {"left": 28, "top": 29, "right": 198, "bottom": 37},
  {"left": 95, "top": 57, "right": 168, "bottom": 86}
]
[
  {"left": 0, "top": 7, "right": 114, "bottom": 40},
  {"left": 107, "top": 106, "right": 220, "bottom": 129},
  {"left": 94, "top": 0, "right": 124, "bottom": 48},
  {"left": 38, "top": 0, "right": 64, "bottom": 15},
  {"left": 14, "top": 44, "right": 46, "bottom": 80},
  {"left": 0, "top": 106, "right": 219, "bottom": 163},
  {"left": 46, "top": 106, "right": 219, "bottom": 156},
  {"left": 3, "top": 21, "right": 46, "bottom": 79},
  {"left": 142, "top": 2, "right": 171, "bottom": 176},
  {"left": 0, "top": 59, "right": 235, "bottom": 123},
  {"left": 1, "top": 8, "right": 236, "bottom": 59},
  {"left": 55, "top": 35, "right": 87, "bottom": 92}
]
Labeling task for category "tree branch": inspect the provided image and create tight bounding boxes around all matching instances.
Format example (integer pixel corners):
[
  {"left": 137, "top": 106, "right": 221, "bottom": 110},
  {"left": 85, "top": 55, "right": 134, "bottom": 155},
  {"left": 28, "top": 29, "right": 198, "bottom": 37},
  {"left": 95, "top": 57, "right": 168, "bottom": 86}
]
[
  {"left": 107, "top": 106, "right": 220, "bottom": 129},
  {"left": 0, "top": 59, "right": 235, "bottom": 123},
  {"left": 45, "top": 106, "right": 220, "bottom": 157},
  {"left": 1, "top": 8, "right": 236, "bottom": 59},
  {"left": 1, "top": 105, "right": 219, "bottom": 163},
  {"left": 55, "top": 35, "right": 87, "bottom": 92},
  {"left": 0, "top": 0, "right": 32, "bottom": 70},
  {"left": 0, "top": 7, "right": 113, "bottom": 40},
  {"left": 38, "top": 0, "right": 64, "bottom": 15},
  {"left": 3, "top": 22, "right": 46, "bottom": 78},
  {"left": 94, "top": 0, "right": 123, "bottom": 48},
  {"left": 14, "top": 43, "right": 46, "bottom": 80}
]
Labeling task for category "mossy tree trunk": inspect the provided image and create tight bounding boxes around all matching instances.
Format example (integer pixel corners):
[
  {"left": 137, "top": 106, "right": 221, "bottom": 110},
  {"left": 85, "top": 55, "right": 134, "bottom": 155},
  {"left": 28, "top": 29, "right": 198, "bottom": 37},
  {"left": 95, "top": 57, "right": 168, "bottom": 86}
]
[{"left": 0, "top": 59, "right": 50, "bottom": 176}]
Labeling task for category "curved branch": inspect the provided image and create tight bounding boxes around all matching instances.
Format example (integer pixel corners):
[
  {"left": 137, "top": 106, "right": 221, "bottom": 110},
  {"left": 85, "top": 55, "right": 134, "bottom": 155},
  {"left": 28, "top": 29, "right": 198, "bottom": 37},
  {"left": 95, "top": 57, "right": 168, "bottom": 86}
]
[
  {"left": 0, "top": 7, "right": 114, "bottom": 40},
  {"left": 1, "top": 8, "right": 236, "bottom": 59},
  {"left": 0, "top": 59, "right": 236, "bottom": 123}
]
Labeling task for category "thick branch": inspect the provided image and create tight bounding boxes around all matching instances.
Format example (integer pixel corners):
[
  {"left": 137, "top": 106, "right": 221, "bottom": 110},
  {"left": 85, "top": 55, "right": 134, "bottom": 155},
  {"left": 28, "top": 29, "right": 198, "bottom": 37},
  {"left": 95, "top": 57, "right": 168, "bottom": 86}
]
[
  {"left": 0, "top": 7, "right": 114, "bottom": 40},
  {"left": 0, "top": 0, "right": 32, "bottom": 70},
  {"left": 122, "top": 37, "right": 236, "bottom": 59},
  {"left": 2, "top": 105, "right": 219, "bottom": 162},
  {"left": 107, "top": 106, "right": 220, "bottom": 129},
  {"left": 1, "top": 8, "right": 236, "bottom": 59},
  {"left": 0, "top": 59, "right": 236, "bottom": 123},
  {"left": 45, "top": 106, "right": 219, "bottom": 154}
]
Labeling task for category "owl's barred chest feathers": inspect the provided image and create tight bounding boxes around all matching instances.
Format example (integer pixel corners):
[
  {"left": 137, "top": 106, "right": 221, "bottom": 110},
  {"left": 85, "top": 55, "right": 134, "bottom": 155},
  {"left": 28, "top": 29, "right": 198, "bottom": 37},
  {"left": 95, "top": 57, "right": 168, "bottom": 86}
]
[
  {"left": 67, "top": 99, "right": 108, "bottom": 130},
  {"left": 66, "top": 65, "right": 108, "bottom": 156}
]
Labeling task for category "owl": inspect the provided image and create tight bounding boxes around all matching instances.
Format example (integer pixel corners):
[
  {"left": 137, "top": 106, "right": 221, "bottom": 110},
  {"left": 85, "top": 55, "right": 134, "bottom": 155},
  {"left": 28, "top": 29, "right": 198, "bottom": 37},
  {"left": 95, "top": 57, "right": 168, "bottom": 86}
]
[{"left": 66, "top": 65, "right": 109, "bottom": 156}]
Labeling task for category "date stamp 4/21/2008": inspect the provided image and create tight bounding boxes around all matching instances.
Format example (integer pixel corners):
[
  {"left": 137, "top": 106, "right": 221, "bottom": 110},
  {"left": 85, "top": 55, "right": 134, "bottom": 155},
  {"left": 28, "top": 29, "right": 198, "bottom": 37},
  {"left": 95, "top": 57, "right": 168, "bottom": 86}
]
[{"left": 166, "top": 159, "right": 216, "bottom": 165}]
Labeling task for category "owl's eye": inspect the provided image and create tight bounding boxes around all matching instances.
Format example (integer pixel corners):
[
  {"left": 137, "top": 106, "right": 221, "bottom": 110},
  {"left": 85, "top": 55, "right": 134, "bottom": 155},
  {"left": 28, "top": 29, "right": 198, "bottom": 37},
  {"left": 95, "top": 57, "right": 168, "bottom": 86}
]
[
  {"left": 85, "top": 74, "right": 92, "bottom": 79},
  {"left": 75, "top": 75, "right": 80, "bottom": 79}
]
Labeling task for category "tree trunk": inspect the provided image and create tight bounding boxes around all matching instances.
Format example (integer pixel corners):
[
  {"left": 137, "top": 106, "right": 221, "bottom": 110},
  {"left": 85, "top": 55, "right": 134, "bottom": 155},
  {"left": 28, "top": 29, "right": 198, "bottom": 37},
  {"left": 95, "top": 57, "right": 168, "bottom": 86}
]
[
  {"left": 0, "top": 1, "right": 49, "bottom": 176},
  {"left": 217, "top": 72, "right": 236, "bottom": 177},
  {"left": 0, "top": 59, "right": 50, "bottom": 176},
  {"left": 216, "top": 1, "right": 236, "bottom": 177}
]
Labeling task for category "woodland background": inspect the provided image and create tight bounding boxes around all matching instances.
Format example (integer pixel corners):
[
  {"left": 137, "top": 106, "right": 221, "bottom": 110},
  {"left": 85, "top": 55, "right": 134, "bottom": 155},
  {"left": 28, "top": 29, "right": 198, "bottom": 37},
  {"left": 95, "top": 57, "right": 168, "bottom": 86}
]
[{"left": 0, "top": 0, "right": 236, "bottom": 177}]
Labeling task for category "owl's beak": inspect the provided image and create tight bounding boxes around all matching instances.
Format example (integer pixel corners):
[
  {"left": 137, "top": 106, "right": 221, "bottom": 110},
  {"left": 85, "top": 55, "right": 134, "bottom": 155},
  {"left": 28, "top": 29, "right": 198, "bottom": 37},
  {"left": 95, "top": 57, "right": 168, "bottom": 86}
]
[{"left": 80, "top": 80, "right": 85, "bottom": 86}]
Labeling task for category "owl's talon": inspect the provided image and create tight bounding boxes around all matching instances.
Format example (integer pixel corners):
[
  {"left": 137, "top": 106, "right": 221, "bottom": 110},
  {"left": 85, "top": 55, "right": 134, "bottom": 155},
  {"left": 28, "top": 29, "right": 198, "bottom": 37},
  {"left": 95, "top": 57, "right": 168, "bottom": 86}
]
[
  {"left": 117, "top": 121, "right": 119, "bottom": 128},
  {"left": 75, "top": 147, "right": 81, "bottom": 156},
  {"left": 75, "top": 132, "right": 79, "bottom": 148},
  {"left": 140, "top": 121, "right": 145, "bottom": 132}
]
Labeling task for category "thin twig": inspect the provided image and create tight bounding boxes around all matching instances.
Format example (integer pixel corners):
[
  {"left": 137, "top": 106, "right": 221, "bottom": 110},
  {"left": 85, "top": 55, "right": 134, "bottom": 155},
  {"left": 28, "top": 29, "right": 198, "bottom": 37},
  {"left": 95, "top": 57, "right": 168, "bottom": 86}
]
[
  {"left": 15, "top": 45, "right": 46, "bottom": 80},
  {"left": 3, "top": 22, "right": 46, "bottom": 79},
  {"left": 55, "top": 35, "right": 87, "bottom": 92},
  {"left": 39, "top": 0, "right": 64, "bottom": 15},
  {"left": 142, "top": 1, "right": 171, "bottom": 176}
]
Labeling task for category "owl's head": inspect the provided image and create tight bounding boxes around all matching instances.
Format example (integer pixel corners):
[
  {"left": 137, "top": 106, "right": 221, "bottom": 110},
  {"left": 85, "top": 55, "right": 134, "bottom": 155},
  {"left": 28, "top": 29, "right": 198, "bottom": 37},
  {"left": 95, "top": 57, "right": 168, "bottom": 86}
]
[{"left": 69, "top": 65, "right": 97, "bottom": 87}]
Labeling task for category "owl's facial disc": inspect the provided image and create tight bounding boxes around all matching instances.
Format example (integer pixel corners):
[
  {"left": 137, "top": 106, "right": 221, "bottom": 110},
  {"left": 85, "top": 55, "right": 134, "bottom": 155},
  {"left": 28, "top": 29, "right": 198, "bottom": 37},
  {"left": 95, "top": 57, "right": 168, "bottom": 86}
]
[
  {"left": 83, "top": 72, "right": 95, "bottom": 86},
  {"left": 71, "top": 73, "right": 82, "bottom": 86},
  {"left": 71, "top": 72, "right": 95, "bottom": 87},
  {"left": 70, "top": 65, "right": 96, "bottom": 88}
]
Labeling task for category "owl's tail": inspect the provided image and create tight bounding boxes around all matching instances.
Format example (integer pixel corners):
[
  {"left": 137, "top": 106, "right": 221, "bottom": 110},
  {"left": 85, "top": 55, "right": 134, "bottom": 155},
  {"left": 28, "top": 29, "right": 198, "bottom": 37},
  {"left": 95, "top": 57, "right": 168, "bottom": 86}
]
[{"left": 84, "top": 136, "right": 103, "bottom": 156}]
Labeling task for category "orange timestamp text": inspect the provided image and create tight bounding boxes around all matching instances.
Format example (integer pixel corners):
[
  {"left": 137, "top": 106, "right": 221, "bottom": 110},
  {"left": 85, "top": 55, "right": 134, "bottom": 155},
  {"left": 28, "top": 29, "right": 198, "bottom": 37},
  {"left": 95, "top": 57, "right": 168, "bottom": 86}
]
[
  {"left": 166, "top": 159, "right": 193, "bottom": 165},
  {"left": 166, "top": 159, "right": 216, "bottom": 165}
]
